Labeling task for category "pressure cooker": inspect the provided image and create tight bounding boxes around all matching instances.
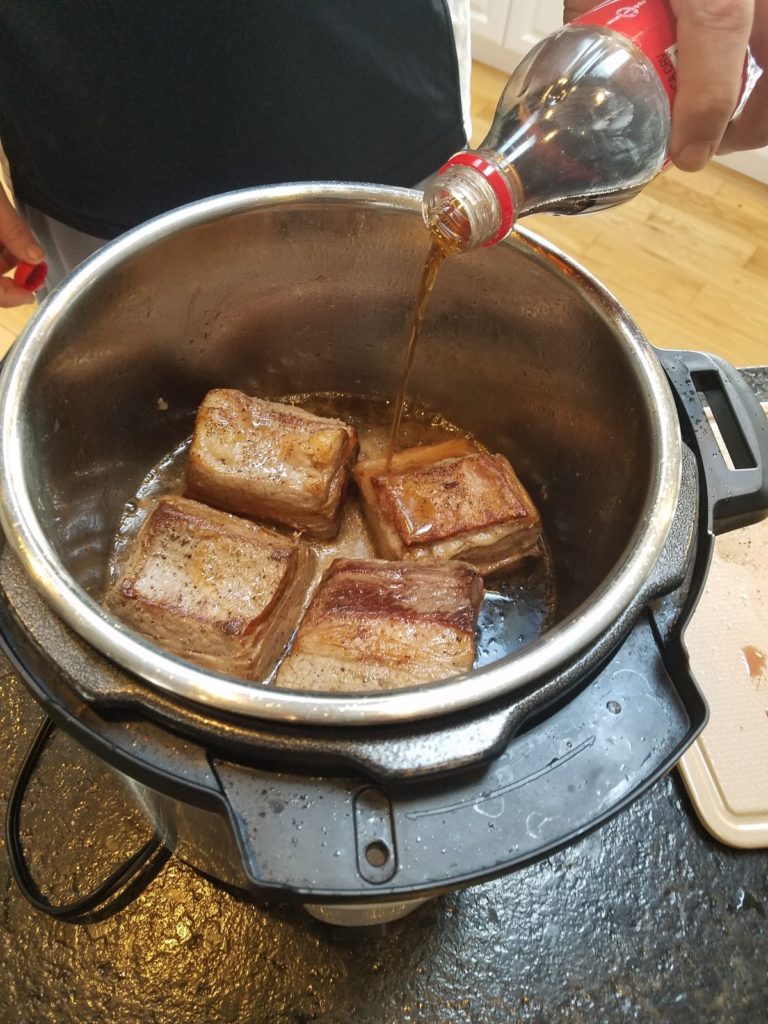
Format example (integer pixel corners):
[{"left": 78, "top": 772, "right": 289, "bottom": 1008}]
[{"left": 0, "top": 185, "right": 766, "bottom": 925}]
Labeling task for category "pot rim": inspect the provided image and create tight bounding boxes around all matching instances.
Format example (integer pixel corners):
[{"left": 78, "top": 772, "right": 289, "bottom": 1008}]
[{"left": 0, "top": 182, "right": 681, "bottom": 727}]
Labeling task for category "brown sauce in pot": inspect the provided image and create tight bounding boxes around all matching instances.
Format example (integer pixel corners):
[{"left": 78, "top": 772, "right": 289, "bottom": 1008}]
[{"left": 109, "top": 392, "right": 556, "bottom": 681}]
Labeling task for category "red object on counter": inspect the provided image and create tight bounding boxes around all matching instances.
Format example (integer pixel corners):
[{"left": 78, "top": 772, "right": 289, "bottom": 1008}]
[{"left": 14, "top": 262, "right": 48, "bottom": 291}]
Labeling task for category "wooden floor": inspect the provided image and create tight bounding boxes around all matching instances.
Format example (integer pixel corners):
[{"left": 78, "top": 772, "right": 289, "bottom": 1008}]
[{"left": 1, "top": 61, "right": 766, "bottom": 366}]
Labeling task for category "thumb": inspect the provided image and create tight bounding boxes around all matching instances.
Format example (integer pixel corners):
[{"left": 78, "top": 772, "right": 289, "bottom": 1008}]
[
  {"left": 563, "top": 2, "right": 597, "bottom": 20},
  {"left": 668, "top": 0, "right": 754, "bottom": 170},
  {"left": 0, "top": 190, "right": 44, "bottom": 268}
]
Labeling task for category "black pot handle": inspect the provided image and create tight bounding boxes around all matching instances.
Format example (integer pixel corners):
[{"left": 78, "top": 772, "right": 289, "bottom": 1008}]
[
  {"left": 658, "top": 350, "right": 768, "bottom": 535},
  {"left": 5, "top": 716, "right": 170, "bottom": 923}
]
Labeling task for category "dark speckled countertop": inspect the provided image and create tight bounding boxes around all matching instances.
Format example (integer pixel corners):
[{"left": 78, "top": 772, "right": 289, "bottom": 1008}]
[
  {"left": 1, "top": 368, "right": 766, "bottom": 1024},
  {"left": 740, "top": 366, "right": 768, "bottom": 402}
]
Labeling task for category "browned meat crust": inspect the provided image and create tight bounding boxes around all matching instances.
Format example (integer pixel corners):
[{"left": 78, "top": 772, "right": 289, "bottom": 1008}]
[
  {"left": 353, "top": 439, "right": 542, "bottom": 575},
  {"left": 107, "top": 495, "right": 313, "bottom": 677},
  {"left": 186, "top": 389, "right": 358, "bottom": 538},
  {"left": 276, "top": 557, "right": 483, "bottom": 692}
]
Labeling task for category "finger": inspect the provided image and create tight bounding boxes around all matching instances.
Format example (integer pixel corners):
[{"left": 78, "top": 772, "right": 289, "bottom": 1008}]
[
  {"left": 669, "top": 0, "right": 755, "bottom": 170},
  {"left": 0, "top": 276, "right": 35, "bottom": 308},
  {"left": 0, "top": 190, "right": 45, "bottom": 266},
  {"left": 719, "top": 70, "right": 768, "bottom": 151},
  {"left": 718, "top": 15, "right": 768, "bottom": 152},
  {"left": 0, "top": 249, "right": 15, "bottom": 275},
  {"left": 563, "top": 1, "right": 595, "bottom": 20}
]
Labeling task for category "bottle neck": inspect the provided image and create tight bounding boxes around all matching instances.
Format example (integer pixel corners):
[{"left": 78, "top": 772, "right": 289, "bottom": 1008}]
[{"left": 421, "top": 154, "right": 518, "bottom": 252}]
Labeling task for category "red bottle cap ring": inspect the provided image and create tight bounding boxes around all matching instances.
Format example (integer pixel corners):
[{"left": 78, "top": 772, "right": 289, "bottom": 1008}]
[
  {"left": 14, "top": 261, "right": 48, "bottom": 292},
  {"left": 439, "top": 152, "right": 516, "bottom": 246}
]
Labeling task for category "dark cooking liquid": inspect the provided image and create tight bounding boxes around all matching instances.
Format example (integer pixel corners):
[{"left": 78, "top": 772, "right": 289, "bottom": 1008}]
[
  {"left": 110, "top": 393, "right": 557, "bottom": 680},
  {"left": 386, "top": 242, "right": 447, "bottom": 466}
]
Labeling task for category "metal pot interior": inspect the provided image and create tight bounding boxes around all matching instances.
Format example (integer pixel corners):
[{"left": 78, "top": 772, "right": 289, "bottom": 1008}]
[{"left": 0, "top": 184, "right": 680, "bottom": 724}]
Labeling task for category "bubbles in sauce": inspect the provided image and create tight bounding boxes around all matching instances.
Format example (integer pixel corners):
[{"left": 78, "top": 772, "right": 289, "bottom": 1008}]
[{"left": 109, "top": 392, "right": 556, "bottom": 683}]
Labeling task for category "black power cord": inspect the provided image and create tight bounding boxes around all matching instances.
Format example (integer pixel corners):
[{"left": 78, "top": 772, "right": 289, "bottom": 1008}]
[{"left": 5, "top": 715, "right": 168, "bottom": 922}]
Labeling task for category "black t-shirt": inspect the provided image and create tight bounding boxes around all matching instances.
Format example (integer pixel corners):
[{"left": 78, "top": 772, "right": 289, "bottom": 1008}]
[{"left": 0, "top": 2, "right": 466, "bottom": 238}]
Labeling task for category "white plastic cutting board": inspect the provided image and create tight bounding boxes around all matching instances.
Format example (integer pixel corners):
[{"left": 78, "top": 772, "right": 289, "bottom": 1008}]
[{"left": 679, "top": 494, "right": 768, "bottom": 848}]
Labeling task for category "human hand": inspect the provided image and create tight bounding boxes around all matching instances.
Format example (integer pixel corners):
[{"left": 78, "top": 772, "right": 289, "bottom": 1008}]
[
  {"left": 0, "top": 187, "right": 45, "bottom": 307},
  {"left": 564, "top": 0, "right": 767, "bottom": 171}
]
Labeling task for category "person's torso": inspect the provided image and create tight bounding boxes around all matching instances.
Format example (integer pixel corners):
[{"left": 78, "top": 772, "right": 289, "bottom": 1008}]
[{"left": 0, "top": 1, "right": 468, "bottom": 237}]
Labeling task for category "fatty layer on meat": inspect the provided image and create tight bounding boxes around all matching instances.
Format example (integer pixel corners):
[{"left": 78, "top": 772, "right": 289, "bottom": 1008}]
[
  {"left": 354, "top": 439, "right": 542, "bottom": 575},
  {"left": 107, "top": 495, "right": 313, "bottom": 677},
  {"left": 186, "top": 389, "right": 358, "bottom": 538},
  {"left": 276, "top": 557, "right": 483, "bottom": 693}
]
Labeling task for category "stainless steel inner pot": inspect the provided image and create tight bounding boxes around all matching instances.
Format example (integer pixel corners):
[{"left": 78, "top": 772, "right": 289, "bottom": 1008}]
[{"left": 0, "top": 183, "right": 680, "bottom": 726}]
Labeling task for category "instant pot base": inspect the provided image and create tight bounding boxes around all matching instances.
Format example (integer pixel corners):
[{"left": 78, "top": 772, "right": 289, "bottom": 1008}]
[
  {"left": 0, "top": 540, "right": 707, "bottom": 919},
  {"left": 0, "top": 444, "right": 708, "bottom": 917}
]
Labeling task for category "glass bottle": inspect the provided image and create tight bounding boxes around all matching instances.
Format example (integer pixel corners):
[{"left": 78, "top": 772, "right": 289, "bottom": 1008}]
[{"left": 422, "top": 0, "right": 756, "bottom": 252}]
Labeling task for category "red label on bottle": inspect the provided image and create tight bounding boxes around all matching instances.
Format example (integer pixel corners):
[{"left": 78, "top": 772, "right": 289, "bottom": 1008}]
[{"left": 574, "top": 0, "right": 678, "bottom": 104}]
